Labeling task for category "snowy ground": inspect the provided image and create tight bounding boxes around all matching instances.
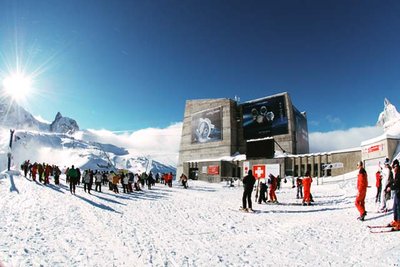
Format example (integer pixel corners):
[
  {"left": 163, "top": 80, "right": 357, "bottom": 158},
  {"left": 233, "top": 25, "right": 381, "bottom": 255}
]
[{"left": 0, "top": 172, "right": 399, "bottom": 267}]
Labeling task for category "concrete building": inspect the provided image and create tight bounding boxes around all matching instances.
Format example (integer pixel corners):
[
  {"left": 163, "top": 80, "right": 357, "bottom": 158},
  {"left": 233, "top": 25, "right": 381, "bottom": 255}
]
[{"left": 176, "top": 93, "right": 399, "bottom": 182}]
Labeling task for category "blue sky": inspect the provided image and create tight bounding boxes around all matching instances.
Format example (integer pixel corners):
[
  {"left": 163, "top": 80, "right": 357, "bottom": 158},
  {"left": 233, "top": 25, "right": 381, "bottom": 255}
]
[{"left": 1, "top": 0, "right": 399, "bottom": 133}]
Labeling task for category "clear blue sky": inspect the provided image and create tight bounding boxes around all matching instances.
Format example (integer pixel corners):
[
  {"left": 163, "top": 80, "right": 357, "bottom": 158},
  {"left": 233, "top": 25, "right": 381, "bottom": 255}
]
[{"left": 1, "top": 0, "right": 399, "bottom": 132}]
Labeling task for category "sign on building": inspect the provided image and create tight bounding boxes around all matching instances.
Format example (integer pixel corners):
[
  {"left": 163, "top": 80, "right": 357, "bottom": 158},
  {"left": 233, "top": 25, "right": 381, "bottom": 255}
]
[{"left": 207, "top": 165, "right": 219, "bottom": 175}]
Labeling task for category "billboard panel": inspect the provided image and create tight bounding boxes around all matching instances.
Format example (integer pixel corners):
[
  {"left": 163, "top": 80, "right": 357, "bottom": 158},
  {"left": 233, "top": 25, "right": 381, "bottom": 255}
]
[
  {"left": 191, "top": 107, "right": 223, "bottom": 144},
  {"left": 241, "top": 95, "right": 288, "bottom": 140},
  {"left": 293, "top": 106, "right": 309, "bottom": 154}
]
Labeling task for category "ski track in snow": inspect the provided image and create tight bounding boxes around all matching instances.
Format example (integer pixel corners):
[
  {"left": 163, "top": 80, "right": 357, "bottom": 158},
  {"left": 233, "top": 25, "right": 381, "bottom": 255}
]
[{"left": 1, "top": 173, "right": 400, "bottom": 266}]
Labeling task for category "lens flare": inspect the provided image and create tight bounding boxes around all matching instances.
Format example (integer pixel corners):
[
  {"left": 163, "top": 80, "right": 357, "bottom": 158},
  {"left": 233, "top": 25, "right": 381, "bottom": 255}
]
[{"left": 2, "top": 72, "right": 32, "bottom": 103}]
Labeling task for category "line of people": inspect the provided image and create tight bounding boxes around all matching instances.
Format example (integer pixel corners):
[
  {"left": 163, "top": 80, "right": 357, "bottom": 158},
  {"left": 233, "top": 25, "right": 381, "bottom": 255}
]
[{"left": 21, "top": 160, "right": 176, "bottom": 196}]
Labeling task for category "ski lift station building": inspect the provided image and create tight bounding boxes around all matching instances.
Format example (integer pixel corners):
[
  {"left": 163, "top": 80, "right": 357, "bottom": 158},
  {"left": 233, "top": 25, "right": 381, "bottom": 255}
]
[{"left": 177, "top": 92, "right": 400, "bottom": 182}]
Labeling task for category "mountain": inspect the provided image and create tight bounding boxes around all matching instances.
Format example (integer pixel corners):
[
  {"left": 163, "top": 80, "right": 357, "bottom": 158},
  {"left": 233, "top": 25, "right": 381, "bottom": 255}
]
[
  {"left": 0, "top": 97, "right": 48, "bottom": 131},
  {"left": 0, "top": 98, "right": 79, "bottom": 134},
  {"left": 6, "top": 130, "right": 175, "bottom": 174},
  {"left": 0, "top": 99, "right": 175, "bottom": 174},
  {"left": 49, "top": 112, "right": 80, "bottom": 134}
]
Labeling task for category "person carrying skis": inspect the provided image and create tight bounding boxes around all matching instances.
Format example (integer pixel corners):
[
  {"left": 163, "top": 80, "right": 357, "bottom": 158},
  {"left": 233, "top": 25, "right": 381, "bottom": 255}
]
[
  {"left": 241, "top": 170, "right": 256, "bottom": 212},
  {"left": 379, "top": 158, "right": 392, "bottom": 213},
  {"left": 302, "top": 171, "right": 313, "bottom": 206},
  {"left": 386, "top": 159, "right": 400, "bottom": 230},
  {"left": 355, "top": 161, "right": 368, "bottom": 221}
]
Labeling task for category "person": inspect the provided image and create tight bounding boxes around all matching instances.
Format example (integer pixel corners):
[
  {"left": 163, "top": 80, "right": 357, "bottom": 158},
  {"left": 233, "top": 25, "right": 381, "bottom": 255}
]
[
  {"left": 375, "top": 170, "right": 382, "bottom": 203},
  {"left": 44, "top": 164, "right": 51, "bottom": 185},
  {"left": 83, "top": 170, "right": 92, "bottom": 194},
  {"left": 379, "top": 158, "right": 392, "bottom": 213},
  {"left": 180, "top": 173, "right": 188, "bottom": 189},
  {"left": 95, "top": 171, "right": 102, "bottom": 192},
  {"left": 53, "top": 165, "right": 61, "bottom": 185},
  {"left": 166, "top": 172, "right": 173, "bottom": 187},
  {"left": 22, "top": 160, "right": 30, "bottom": 177},
  {"left": 277, "top": 175, "right": 282, "bottom": 190},
  {"left": 302, "top": 171, "right": 313, "bottom": 206},
  {"left": 296, "top": 177, "right": 303, "bottom": 199},
  {"left": 147, "top": 172, "right": 154, "bottom": 190},
  {"left": 257, "top": 178, "right": 267, "bottom": 204},
  {"left": 268, "top": 174, "right": 278, "bottom": 203},
  {"left": 386, "top": 159, "right": 400, "bottom": 229},
  {"left": 121, "top": 173, "right": 129, "bottom": 193},
  {"left": 67, "top": 165, "right": 78, "bottom": 195},
  {"left": 241, "top": 170, "right": 256, "bottom": 212},
  {"left": 112, "top": 173, "right": 120, "bottom": 193},
  {"left": 355, "top": 161, "right": 368, "bottom": 221}
]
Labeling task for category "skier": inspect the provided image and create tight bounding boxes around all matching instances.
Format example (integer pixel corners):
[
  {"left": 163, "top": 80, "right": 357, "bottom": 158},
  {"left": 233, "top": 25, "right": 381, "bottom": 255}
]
[
  {"left": 241, "top": 170, "right": 256, "bottom": 212},
  {"left": 386, "top": 159, "right": 400, "bottom": 230},
  {"left": 379, "top": 158, "right": 392, "bottom": 213},
  {"left": 375, "top": 170, "right": 382, "bottom": 203},
  {"left": 355, "top": 161, "right": 368, "bottom": 221},
  {"left": 302, "top": 171, "right": 313, "bottom": 206},
  {"left": 268, "top": 174, "right": 278, "bottom": 203}
]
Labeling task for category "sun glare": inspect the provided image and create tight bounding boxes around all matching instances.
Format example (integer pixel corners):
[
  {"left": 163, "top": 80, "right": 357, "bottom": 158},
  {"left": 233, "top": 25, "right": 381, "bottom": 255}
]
[{"left": 2, "top": 72, "right": 32, "bottom": 103}]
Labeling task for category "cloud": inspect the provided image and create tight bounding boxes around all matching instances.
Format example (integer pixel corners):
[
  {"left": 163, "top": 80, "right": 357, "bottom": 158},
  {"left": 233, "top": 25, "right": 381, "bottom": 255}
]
[
  {"left": 76, "top": 122, "right": 183, "bottom": 166},
  {"left": 33, "top": 115, "right": 51, "bottom": 124},
  {"left": 309, "top": 126, "right": 383, "bottom": 153}
]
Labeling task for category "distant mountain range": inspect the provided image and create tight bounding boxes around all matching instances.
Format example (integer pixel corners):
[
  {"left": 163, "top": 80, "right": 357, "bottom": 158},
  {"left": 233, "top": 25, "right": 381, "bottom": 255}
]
[{"left": 0, "top": 98, "right": 176, "bottom": 174}]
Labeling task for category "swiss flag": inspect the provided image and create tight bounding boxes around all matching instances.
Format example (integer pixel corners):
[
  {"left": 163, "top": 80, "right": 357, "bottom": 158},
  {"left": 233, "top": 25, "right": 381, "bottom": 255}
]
[{"left": 252, "top": 165, "right": 266, "bottom": 179}]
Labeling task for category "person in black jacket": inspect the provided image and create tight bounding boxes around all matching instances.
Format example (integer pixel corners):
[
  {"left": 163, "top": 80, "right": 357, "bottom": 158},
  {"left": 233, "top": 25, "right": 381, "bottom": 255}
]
[
  {"left": 242, "top": 170, "right": 256, "bottom": 212},
  {"left": 387, "top": 159, "right": 400, "bottom": 229}
]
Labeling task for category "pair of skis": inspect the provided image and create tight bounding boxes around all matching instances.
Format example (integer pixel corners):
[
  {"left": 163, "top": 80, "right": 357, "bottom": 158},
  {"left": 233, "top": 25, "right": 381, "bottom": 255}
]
[{"left": 368, "top": 225, "right": 400, "bottom": 233}]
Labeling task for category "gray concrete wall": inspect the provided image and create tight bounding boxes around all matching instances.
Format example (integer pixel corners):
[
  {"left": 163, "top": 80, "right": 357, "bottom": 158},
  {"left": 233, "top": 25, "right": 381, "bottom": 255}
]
[{"left": 177, "top": 99, "right": 237, "bottom": 177}]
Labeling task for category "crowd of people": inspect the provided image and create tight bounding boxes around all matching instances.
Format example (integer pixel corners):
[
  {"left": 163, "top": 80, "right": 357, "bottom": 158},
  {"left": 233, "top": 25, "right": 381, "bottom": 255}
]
[
  {"left": 20, "top": 160, "right": 177, "bottom": 196},
  {"left": 241, "top": 171, "right": 314, "bottom": 213},
  {"left": 360, "top": 158, "right": 400, "bottom": 229}
]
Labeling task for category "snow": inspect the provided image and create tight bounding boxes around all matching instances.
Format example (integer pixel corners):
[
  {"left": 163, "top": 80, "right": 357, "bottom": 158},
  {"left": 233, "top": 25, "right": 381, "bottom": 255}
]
[{"left": 1, "top": 171, "right": 399, "bottom": 266}]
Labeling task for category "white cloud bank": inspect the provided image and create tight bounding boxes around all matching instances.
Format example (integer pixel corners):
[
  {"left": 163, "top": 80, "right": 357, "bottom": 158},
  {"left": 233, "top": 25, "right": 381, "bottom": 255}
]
[
  {"left": 76, "top": 122, "right": 183, "bottom": 166},
  {"left": 309, "top": 125, "right": 383, "bottom": 153}
]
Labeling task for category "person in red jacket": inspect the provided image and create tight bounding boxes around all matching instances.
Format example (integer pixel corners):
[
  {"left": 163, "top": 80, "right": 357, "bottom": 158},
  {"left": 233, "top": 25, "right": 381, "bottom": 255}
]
[
  {"left": 375, "top": 170, "right": 382, "bottom": 203},
  {"left": 302, "top": 171, "right": 313, "bottom": 206},
  {"left": 268, "top": 174, "right": 278, "bottom": 203},
  {"left": 355, "top": 161, "right": 368, "bottom": 221}
]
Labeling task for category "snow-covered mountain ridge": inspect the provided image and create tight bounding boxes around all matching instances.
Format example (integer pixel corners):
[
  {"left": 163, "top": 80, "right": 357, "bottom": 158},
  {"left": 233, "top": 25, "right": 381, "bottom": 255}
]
[
  {"left": 0, "top": 99, "right": 176, "bottom": 174},
  {"left": 0, "top": 98, "right": 79, "bottom": 134}
]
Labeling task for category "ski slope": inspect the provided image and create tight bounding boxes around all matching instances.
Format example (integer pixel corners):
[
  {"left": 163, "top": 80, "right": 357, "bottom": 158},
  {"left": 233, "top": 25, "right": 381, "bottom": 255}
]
[{"left": 0, "top": 171, "right": 399, "bottom": 266}]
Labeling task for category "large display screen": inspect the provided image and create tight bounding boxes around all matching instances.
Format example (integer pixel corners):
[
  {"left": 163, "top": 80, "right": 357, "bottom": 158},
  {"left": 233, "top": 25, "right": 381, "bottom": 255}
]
[
  {"left": 191, "top": 107, "right": 223, "bottom": 144},
  {"left": 241, "top": 95, "right": 288, "bottom": 140},
  {"left": 293, "top": 106, "right": 309, "bottom": 154}
]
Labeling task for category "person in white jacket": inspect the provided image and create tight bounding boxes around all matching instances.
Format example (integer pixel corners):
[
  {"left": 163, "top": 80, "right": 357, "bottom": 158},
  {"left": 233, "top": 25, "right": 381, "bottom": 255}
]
[{"left": 379, "top": 159, "right": 393, "bottom": 212}]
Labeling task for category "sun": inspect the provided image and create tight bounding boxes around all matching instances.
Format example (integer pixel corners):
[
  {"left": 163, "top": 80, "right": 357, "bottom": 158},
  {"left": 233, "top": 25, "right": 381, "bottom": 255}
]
[{"left": 2, "top": 72, "right": 33, "bottom": 103}]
